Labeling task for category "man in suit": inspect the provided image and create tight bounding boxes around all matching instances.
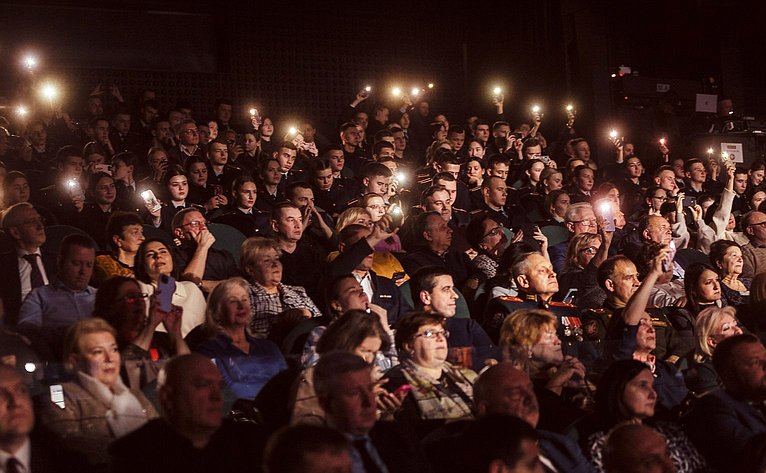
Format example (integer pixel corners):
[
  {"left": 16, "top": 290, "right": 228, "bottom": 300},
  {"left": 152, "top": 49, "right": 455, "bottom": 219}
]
[
  {"left": 328, "top": 224, "right": 410, "bottom": 325},
  {"left": 473, "top": 362, "right": 596, "bottom": 473},
  {"left": 109, "top": 354, "right": 267, "bottom": 473},
  {"left": 0, "top": 365, "right": 83, "bottom": 473},
  {"left": 0, "top": 203, "right": 56, "bottom": 326},
  {"left": 313, "top": 351, "right": 419, "bottom": 473},
  {"left": 686, "top": 333, "right": 766, "bottom": 472}
]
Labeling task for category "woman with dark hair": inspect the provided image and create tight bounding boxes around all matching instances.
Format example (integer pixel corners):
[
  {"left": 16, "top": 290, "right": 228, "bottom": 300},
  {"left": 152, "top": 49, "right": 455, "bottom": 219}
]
[
  {"left": 134, "top": 238, "right": 206, "bottom": 338},
  {"left": 543, "top": 189, "right": 570, "bottom": 224},
  {"left": 145, "top": 165, "right": 191, "bottom": 233},
  {"left": 465, "top": 212, "right": 509, "bottom": 283},
  {"left": 574, "top": 359, "right": 705, "bottom": 473},
  {"left": 709, "top": 239, "right": 751, "bottom": 307},
  {"left": 382, "top": 312, "right": 477, "bottom": 439},
  {"left": 259, "top": 116, "right": 278, "bottom": 155},
  {"left": 94, "top": 275, "right": 189, "bottom": 390},
  {"left": 291, "top": 309, "right": 395, "bottom": 425},
  {"left": 76, "top": 171, "right": 120, "bottom": 248},
  {"left": 185, "top": 155, "right": 213, "bottom": 206}
]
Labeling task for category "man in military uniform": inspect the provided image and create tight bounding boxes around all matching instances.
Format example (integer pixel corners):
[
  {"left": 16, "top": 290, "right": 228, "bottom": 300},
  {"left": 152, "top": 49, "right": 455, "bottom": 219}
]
[
  {"left": 588, "top": 254, "right": 684, "bottom": 364},
  {"left": 342, "top": 162, "right": 393, "bottom": 210},
  {"left": 421, "top": 185, "right": 471, "bottom": 252},
  {"left": 483, "top": 252, "right": 597, "bottom": 368}
]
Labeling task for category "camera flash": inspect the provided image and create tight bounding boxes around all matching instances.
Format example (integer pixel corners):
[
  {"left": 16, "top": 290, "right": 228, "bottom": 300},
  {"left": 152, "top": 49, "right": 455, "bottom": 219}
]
[{"left": 609, "top": 130, "right": 618, "bottom": 139}]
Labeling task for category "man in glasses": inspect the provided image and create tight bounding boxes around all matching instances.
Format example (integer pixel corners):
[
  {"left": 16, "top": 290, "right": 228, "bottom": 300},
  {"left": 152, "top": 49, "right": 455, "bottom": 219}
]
[
  {"left": 0, "top": 203, "right": 56, "bottom": 326},
  {"left": 171, "top": 208, "right": 239, "bottom": 293},
  {"left": 740, "top": 211, "right": 766, "bottom": 278},
  {"left": 168, "top": 119, "right": 204, "bottom": 167},
  {"left": 549, "top": 202, "right": 598, "bottom": 274},
  {"left": 410, "top": 266, "right": 497, "bottom": 372}
]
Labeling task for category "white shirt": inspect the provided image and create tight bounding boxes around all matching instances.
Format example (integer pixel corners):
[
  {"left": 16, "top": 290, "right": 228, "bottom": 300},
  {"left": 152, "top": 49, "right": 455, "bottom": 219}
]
[
  {"left": 16, "top": 248, "right": 49, "bottom": 302},
  {"left": 0, "top": 438, "right": 31, "bottom": 473},
  {"left": 355, "top": 271, "right": 374, "bottom": 302},
  {"left": 138, "top": 280, "right": 206, "bottom": 337}
]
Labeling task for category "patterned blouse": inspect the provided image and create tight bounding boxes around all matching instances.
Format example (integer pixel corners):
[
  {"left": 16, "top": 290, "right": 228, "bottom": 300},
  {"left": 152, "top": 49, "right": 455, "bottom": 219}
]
[{"left": 247, "top": 282, "right": 322, "bottom": 338}]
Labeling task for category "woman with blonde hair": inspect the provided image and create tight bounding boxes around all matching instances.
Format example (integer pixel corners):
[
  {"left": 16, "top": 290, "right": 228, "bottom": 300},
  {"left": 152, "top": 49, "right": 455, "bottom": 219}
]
[
  {"left": 195, "top": 277, "right": 287, "bottom": 400},
  {"left": 331, "top": 207, "right": 408, "bottom": 283},
  {"left": 240, "top": 237, "right": 321, "bottom": 338},
  {"left": 499, "top": 308, "right": 590, "bottom": 431},
  {"left": 39, "top": 318, "right": 157, "bottom": 470},
  {"left": 685, "top": 305, "right": 743, "bottom": 395}
]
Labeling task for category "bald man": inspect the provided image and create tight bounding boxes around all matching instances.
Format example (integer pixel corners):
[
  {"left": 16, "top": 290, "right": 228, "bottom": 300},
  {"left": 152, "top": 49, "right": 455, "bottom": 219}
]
[
  {"left": 602, "top": 424, "right": 675, "bottom": 473},
  {"left": 109, "top": 354, "right": 268, "bottom": 473},
  {"left": 474, "top": 363, "right": 596, "bottom": 473}
]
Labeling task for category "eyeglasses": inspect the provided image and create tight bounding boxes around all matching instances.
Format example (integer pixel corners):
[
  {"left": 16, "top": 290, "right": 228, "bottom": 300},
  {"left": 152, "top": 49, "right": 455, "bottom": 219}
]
[
  {"left": 414, "top": 329, "right": 450, "bottom": 340},
  {"left": 182, "top": 129, "right": 199, "bottom": 136},
  {"left": 748, "top": 221, "right": 766, "bottom": 228},
  {"left": 579, "top": 246, "right": 598, "bottom": 255},
  {"left": 117, "top": 293, "right": 149, "bottom": 304},
  {"left": 182, "top": 220, "right": 209, "bottom": 229},
  {"left": 571, "top": 218, "right": 597, "bottom": 226},
  {"left": 482, "top": 226, "right": 503, "bottom": 239}
]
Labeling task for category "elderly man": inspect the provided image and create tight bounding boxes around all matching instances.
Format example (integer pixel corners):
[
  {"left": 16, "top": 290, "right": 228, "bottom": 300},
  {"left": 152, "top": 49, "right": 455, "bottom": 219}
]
[
  {"left": 0, "top": 203, "right": 56, "bottom": 326},
  {"left": 109, "top": 354, "right": 267, "bottom": 473},
  {"left": 686, "top": 334, "right": 766, "bottom": 471},
  {"left": 171, "top": 208, "right": 239, "bottom": 293},
  {"left": 167, "top": 119, "right": 204, "bottom": 166},
  {"left": 548, "top": 202, "right": 598, "bottom": 274},
  {"left": 313, "top": 351, "right": 420, "bottom": 473},
  {"left": 472, "top": 363, "right": 596, "bottom": 473},
  {"left": 602, "top": 424, "right": 675, "bottom": 473},
  {"left": 0, "top": 365, "right": 85, "bottom": 473},
  {"left": 740, "top": 211, "right": 766, "bottom": 278},
  {"left": 483, "top": 252, "right": 594, "bottom": 365},
  {"left": 16, "top": 235, "right": 97, "bottom": 356}
]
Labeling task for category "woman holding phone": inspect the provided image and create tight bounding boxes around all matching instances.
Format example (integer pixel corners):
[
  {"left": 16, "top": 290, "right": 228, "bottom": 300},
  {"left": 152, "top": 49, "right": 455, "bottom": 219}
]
[{"left": 134, "top": 238, "right": 206, "bottom": 339}]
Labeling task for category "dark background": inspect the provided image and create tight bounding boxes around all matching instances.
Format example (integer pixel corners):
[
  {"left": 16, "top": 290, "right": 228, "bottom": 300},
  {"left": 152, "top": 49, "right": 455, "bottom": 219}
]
[{"left": 1, "top": 0, "right": 764, "bottom": 160}]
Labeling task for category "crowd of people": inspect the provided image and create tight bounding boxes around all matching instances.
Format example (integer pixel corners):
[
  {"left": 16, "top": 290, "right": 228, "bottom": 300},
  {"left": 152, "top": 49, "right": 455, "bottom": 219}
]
[{"left": 1, "top": 80, "right": 766, "bottom": 473}]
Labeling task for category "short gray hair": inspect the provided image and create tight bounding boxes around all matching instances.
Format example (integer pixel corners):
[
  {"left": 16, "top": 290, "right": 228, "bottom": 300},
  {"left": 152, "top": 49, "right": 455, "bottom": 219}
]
[{"left": 564, "top": 202, "right": 593, "bottom": 223}]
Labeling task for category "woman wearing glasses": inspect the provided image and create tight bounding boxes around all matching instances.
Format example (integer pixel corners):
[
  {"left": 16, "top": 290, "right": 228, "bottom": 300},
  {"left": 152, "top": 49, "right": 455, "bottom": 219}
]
[
  {"left": 94, "top": 275, "right": 190, "bottom": 390},
  {"left": 382, "top": 312, "right": 477, "bottom": 440}
]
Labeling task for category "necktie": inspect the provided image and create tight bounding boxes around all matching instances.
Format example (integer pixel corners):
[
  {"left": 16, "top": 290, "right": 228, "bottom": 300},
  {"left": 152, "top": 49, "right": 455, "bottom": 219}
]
[
  {"left": 6, "top": 457, "right": 23, "bottom": 473},
  {"left": 23, "top": 254, "right": 44, "bottom": 289},
  {"left": 353, "top": 438, "right": 384, "bottom": 473}
]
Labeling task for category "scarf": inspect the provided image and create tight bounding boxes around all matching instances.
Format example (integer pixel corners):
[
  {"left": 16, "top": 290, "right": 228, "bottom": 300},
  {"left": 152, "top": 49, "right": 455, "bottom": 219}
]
[{"left": 76, "top": 371, "right": 149, "bottom": 438}]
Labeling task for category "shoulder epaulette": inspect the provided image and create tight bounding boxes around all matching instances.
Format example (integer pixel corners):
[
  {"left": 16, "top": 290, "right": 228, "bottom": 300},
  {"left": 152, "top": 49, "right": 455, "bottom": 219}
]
[
  {"left": 587, "top": 308, "right": 607, "bottom": 313},
  {"left": 497, "top": 296, "right": 524, "bottom": 302},
  {"left": 549, "top": 301, "right": 576, "bottom": 308}
]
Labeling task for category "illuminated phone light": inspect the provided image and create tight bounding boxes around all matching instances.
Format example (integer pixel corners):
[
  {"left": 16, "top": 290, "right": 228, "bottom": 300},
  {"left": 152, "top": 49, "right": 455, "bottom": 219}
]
[
  {"left": 40, "top": 83, "right": 58, "bottom": 101},
  {"left": 659, "top": 138, "right": 666, "bottom": 145},
  {"left": 249, "top": 108, "right": 257, "bottom": 116},
  {"left": 707, "top": 147, "right": 714, "bottom": 154},
  {"left": 609, "top": 130, "right": 618, "bottom": 139},
  {"left": 566, "top": 104, "right": 574, "bottom": 111},
  {"left": 493, "top": 86, "right": 502, "bottom": 95},
  {"left": 531, "top": 105, "right": 541, "bottom": 113},
  {"left": 411, "top": 87, "right": 421, "bottom": 97},
  {"left": 141, "top": 191, "right": 152, "bottom": 200},
  {"left": 427, "top": 83, "right": 434, "bottom": 89},
  {"left": 611, "top": 73, "right": 617, "bottom": 78},
  {"left": 16, "top": 106, "right": 28, "bottom": 116},
  {"left": 288, "top": 126, "right": 298, "bottom": 135},
  {"left": 23, "top": 56, "right": 37, "bottom": 70},
  {"left": 364, "top": 85, "right": 372, "bottom": 92},
  {"left": 24, "top": 362, "right": 36, "bottom": 373},
  {"left": 392, "top": 87, "right": 402, "bottom": 97}
]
